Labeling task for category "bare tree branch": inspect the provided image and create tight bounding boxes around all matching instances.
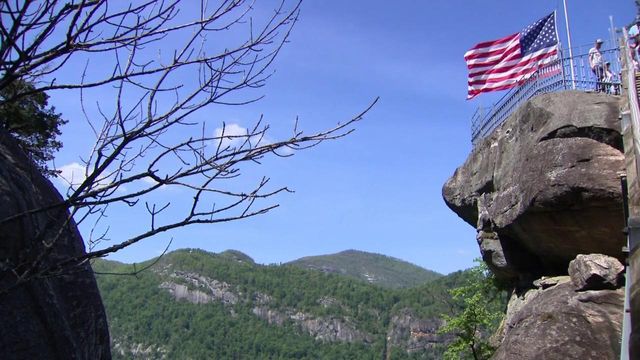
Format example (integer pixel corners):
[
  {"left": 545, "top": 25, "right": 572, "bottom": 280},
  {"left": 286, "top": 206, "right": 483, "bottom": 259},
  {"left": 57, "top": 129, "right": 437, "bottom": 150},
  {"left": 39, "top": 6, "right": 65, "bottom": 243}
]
[{"left": 0, "top": 0, "right": 378, "bottom": 290}]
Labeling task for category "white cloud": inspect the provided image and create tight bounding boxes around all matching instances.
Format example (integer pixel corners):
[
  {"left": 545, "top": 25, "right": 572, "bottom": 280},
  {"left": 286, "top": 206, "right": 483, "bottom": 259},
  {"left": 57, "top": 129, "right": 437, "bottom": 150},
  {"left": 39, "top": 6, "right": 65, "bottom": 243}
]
[
  {"left": 58, "top": 162, "right": 88, "bottom": 187},
  {"left": 142, "top": 176, "right": 157, "bottom": 185},
  {"left": 214, "top": 123, "right": 250, "bottom": 149},
  {"left": 57, "top": 162, "right": 121, "bottom": 191},
  {"left": 277, "top": 146, "right": 294, "bottom": 156},
  {"left": 213, "top": 122, "right": 294, "bottom": 156},
  {"left": 141, "top": 175, "right": 171, "bottom": 191}
]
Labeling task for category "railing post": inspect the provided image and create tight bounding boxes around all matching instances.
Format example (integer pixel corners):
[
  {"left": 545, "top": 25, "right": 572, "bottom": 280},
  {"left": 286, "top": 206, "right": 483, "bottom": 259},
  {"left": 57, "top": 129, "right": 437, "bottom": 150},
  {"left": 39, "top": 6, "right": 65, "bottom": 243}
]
[
  {"left": 619, "top": 28, "right": 640, "bottom": 359},
  {"left": 561, "top": 55, "right": 567, "bottom": 90}
]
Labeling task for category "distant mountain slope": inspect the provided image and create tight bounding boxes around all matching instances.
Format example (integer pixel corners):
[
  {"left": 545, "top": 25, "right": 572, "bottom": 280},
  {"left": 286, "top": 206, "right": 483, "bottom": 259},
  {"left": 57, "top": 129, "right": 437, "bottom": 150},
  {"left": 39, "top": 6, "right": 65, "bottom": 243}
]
[
  {"left": 288, "top": 249, "right": 442, "bottom": 289},
  {"left": 94, "top": 249, "right": 479, "bottom": 359},
  {"left": 217, "top": 249, "right": 256, "bottom": 264}
]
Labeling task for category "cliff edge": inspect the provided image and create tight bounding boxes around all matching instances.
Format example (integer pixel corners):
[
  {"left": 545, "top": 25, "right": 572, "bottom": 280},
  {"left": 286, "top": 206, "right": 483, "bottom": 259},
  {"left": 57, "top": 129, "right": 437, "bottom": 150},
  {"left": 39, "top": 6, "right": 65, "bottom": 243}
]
[
  {"left": 444, "top": 91, "right": 624, "bottom": 281},
  {"left": 443, "top": 91, "right": 626, "bottom": 359}
]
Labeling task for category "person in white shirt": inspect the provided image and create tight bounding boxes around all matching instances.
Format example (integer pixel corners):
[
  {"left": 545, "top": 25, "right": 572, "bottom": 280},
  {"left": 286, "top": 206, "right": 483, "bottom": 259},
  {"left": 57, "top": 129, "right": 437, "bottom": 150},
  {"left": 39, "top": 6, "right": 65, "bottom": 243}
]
[
  {"left": 603, "top": 62, "right": 618, "bottom": 95},
  {"left": 589, "top": 39, "right": 605, "bottom": 92}
]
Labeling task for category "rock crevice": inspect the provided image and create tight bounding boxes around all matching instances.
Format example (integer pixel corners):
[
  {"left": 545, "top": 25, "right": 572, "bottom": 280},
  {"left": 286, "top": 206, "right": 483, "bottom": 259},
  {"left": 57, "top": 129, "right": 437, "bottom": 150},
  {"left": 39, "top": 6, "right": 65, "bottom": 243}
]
[{"left": 540, "top": 125, "right": 623, "bottom": 151}]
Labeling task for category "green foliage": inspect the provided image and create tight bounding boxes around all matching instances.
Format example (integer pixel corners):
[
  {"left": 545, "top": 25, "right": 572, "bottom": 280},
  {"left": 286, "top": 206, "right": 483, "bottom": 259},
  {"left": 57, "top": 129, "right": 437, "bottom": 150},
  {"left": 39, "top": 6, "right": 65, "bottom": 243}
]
[
  {"left": 94, "top": 250, "right": 495, "bottom": 359},
  {"left": 289, "top": 249, "right": 443, "bottom": 289},
  {"left": 438, "top": 260, "right": 507, "bottom": 360},
  {"left": 218, "top": 249, "right": 256, "bottom": 264},
  {"left": 0, "top": 80, "right": 67, "bottom": 176}
]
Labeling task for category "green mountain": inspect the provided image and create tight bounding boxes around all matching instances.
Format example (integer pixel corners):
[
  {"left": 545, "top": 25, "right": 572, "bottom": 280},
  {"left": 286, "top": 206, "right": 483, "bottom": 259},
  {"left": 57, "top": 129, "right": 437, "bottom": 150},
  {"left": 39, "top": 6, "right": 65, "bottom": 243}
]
[
  {"left": 288, "top": 249, "right": 442, "bottom": 289},
  {"left": 217, "top": 249, "right": 256, "bottom": 264},
  {"left": 94, "top": 249, "right": 481, "bottom": 359}
]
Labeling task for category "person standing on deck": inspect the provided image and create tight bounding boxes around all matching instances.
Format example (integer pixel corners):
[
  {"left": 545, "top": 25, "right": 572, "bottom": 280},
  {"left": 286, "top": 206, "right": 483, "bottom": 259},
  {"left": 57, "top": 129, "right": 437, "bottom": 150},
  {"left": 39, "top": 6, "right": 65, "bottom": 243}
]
[{"left": 589, "top": 39, "right": 605, "bottom": 92}]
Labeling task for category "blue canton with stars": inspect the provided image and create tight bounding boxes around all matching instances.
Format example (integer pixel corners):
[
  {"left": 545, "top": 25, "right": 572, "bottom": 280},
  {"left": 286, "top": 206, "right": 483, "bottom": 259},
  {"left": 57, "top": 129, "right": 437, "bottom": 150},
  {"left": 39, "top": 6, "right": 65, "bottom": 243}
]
[{"left": 520, "top": 13, "right": 557, "bottom": 55}]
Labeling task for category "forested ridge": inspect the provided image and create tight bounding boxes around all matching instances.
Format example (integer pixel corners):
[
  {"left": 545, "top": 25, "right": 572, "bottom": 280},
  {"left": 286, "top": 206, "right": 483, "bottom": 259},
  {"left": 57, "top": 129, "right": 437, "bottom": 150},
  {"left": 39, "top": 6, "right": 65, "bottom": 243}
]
[
  {"left": 95, "top": 249, "right": 501, "bottom": 359},
  {"left": 288, "top": 249, "right": 443, "bottom": 289}
]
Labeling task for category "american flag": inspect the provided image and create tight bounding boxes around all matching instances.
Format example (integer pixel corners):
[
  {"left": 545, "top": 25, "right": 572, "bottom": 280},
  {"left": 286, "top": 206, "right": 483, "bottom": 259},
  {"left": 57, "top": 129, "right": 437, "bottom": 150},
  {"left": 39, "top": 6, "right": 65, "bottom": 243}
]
[{"left": 465, "top": 12, "right": 559, "bottom": 99}]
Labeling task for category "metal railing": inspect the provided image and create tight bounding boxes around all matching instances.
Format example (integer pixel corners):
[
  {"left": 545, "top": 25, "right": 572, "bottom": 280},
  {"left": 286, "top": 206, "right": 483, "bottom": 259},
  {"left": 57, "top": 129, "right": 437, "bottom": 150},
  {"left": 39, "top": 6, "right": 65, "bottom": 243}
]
[
  {"left": 620, "top": 27, "right": 640, "bottom": 360},
  {"left": 471, "top": 47, "right": 621, "bottom": 144}
]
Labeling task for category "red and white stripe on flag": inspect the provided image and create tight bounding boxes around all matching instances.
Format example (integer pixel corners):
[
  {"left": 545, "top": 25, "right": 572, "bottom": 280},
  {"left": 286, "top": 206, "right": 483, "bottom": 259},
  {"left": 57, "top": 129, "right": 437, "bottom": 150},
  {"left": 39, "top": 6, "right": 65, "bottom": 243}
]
[{"left": 465, "top": 30, "right": 558, "bottom": 99}]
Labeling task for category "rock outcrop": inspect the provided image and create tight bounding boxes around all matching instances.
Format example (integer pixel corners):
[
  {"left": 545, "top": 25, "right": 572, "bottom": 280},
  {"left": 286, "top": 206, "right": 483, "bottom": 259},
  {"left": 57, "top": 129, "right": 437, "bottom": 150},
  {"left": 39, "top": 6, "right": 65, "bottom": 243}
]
[
  {"left": 156, "top": 270, "right": 377, "bottom": 345},
  {"left": 386, "top": 308, "right": 451, "bottom": 354},
  {"left": 291, "top": 312, "right": 375, "bottom": 344},
  {"left": 443, "top": 91, "right": 625, "bottom": 281},
  {"left": 159, "top": 271, "right": 239, "bottom": 305},
  {"left": 112, "top": 341, "right": 167, "bottom": 360},
  {"left": 0, "top": 130, "right": 111, "bottom": 359},
  {"left": 494, "top": 274, "right": 623, "bottom": 360},
  {"left": 568, "top": 253, "right": 624, "bottom": 291},
  {"left": 251, "top": 305, "right": 375, "bottom": 344},
  {"left": 443, "top": 91, "right": 627, "bottom": 359}
]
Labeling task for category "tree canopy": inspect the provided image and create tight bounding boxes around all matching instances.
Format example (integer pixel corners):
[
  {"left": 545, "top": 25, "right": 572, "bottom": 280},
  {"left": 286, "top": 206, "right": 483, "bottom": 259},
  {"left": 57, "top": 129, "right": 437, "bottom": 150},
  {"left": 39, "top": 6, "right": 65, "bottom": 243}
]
[
  {"left": 0, "top": 79, "right": 66, "bottom": 176},
  {"left": 438, "top": 261, "right": 507, "bottom": 360}
]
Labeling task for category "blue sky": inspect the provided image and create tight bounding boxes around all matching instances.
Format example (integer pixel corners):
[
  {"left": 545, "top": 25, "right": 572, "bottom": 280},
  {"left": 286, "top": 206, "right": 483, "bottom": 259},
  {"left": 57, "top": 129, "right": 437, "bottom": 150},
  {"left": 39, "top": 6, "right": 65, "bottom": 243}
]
[{"left": 48, "top": 1, "right": 635, "bottom": 274}]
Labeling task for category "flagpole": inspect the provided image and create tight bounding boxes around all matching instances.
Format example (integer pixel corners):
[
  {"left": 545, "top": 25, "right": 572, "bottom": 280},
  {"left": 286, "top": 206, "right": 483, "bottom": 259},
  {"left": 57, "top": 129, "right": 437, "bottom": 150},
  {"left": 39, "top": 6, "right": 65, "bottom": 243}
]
[
  {"left": 610, "top": 16, "right": 616, "bottom": 47},
  {"left": 563, "top": 0, "right": 576, "bottom": 89}
]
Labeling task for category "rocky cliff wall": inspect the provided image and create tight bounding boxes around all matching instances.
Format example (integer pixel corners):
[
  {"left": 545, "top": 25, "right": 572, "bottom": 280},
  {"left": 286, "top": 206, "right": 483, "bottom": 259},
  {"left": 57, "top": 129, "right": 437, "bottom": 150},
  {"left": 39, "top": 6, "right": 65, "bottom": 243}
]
[
  {"left": 0, "top": 129, "right": 111, "bottom": 359},
  {"left": 444, "top": 91, "right": 625, "bottom": 282},
  {"left": 443, "top": 91, "right": 626, "bottom": 359},
  {"left": 493, "top": 273, "right": 623, "bottom": 360}
]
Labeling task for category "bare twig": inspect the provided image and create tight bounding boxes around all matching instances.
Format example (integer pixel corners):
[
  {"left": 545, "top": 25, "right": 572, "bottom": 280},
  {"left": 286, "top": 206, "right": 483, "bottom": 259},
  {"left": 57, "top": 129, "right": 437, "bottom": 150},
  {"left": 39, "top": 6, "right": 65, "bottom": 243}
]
[{"left": 0, "top": 0, "right": 377, "bottom": 290}]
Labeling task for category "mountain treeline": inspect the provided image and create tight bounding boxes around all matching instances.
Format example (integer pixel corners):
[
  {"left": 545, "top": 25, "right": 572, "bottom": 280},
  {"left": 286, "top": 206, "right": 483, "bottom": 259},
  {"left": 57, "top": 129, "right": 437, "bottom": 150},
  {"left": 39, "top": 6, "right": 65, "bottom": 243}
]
[{"left": 94, "top": 249, "right": 505, "bottom": 359}]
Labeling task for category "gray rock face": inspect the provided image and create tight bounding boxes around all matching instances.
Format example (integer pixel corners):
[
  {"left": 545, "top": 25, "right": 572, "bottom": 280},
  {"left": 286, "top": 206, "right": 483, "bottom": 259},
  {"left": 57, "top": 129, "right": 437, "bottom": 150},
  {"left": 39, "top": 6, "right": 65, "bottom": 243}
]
[
  {"left": 157, "top": 268, "right": 377, "bottom": 345},
  {"left": 292, "top": 312, "right": 375, "bottom": 344},
  {"left": 493, "top": 279, "right": 623, "bottom": 360},
  {"left": 0, "top": 130, "right": 110, "bottom": 359},
  {"left": 252, "top": 305, "right": 374, "bottom": 343},
  {"left": 443, "top": 91, "right": 625, "bottom": 280},
  {"left": 159, "top": 271, "right": 239, "bottom": 305},
  {"left": 160, "top": 282, "right": 215, "bottom": 304},
  {"left": 386, "top": 308, "right": 451, "bottom": 354},
  {"left": 568, "top": 254, "right": 624, "bottom": 291},
  {"left": 443, "top": 92, "right": 628, "bottom": 358},
  {"left": 252, "top": 306, "right": 288, "bottom": 326},
  {"left": 493, "top": 276, "right": 569, "bottom": 346},
  {"left": 112, "top": 341, "right": 167, "bottom": 360}
]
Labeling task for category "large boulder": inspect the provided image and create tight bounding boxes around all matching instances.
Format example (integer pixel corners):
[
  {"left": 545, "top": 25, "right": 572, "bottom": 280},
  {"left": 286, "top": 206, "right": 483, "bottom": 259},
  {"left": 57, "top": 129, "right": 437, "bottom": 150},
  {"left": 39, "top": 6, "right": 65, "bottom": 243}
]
[
  {"left": 493, "top": 277, "right": 623, "bottom": 360},
  {"left": 0, "top": 130, "right": 111, "bottom": 359},
  {"left": 568, "top": 253, "right": 624, "bottom": 291},
  {"left": 443, "top": 91, "right": 625, "bottom": 281}
]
